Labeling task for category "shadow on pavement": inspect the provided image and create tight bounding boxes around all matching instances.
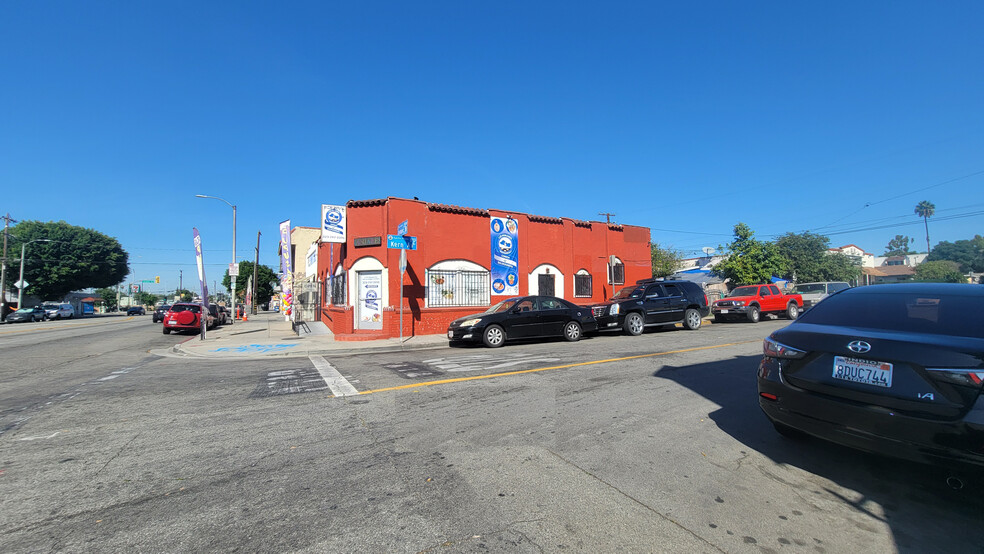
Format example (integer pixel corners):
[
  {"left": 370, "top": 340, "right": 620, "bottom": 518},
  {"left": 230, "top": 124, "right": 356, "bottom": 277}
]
[{"left": 654, "top": 354, "right": 984, "bottom": 553}]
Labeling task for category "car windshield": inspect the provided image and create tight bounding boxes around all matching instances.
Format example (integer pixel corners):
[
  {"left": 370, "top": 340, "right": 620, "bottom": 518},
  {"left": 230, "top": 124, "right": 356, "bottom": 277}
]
[
  {"left": 729, "top": 286, "right": 759, "bottom": 297},
  {"left": 42, "top": 304, "right": 59, "bottom": 309},
  {"left": 792, "top": 284, "right": 826, "bottom": 294},
  {"left": 484, "top": 299, "right": 521, "bottom": 314},
  {"left": 610, "top": 286, "right": 645, "bottom": 300},
  {"left": 798, "top": 290, "right": 983, "bottom": 338},
  {"left": 170, "top": 304, "right": 201, "bottom": 313}
]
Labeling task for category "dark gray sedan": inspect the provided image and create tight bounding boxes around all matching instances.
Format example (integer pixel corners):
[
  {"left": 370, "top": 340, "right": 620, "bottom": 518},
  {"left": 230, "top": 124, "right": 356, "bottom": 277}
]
[{"left": 447, "top": 296, "right": 597, "bottom": 348}]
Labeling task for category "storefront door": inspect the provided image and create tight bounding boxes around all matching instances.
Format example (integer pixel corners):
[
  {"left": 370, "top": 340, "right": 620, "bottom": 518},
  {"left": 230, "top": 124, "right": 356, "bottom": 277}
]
[
  {"left": 537, "top": 274, "right": 556, "bottom": 296},
  {"left": 356, "top": 270, "right": 383, "bottom": 330}
]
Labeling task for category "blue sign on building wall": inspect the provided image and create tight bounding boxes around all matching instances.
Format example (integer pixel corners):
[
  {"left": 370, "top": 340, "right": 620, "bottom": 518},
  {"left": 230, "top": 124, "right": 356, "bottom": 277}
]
[{"left": 490, "top": 217, "right": 519, "bottom": 295}]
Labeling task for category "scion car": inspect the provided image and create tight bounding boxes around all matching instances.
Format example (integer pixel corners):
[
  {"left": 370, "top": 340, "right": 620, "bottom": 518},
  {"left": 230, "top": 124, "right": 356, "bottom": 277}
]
[
  {"left": 758, "top": 283, "right": 984, "bottom": 472},
  {"left": 447, "top": 296, "right": 597, "bottom": 347},
  {"left": 162, "top": 302, "right": 215, "bottom": 334}
]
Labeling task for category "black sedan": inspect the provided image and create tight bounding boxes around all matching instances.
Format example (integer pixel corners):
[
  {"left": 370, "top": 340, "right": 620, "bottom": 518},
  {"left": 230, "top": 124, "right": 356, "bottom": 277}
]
[
  {"left": 758, "top": 283, "right": 984, "bottom": 474},
  {"left": 6, "top": 306, "right": 47, "bottom": 323},
  {"left": 152, "top": 305, "right": 171, "bottom": 323},
  {"left": 447, "top": 296, "right": 597, "bottom": 348},
  {"left": 127, "top": 306, "right": 146, "bottom": 316}
]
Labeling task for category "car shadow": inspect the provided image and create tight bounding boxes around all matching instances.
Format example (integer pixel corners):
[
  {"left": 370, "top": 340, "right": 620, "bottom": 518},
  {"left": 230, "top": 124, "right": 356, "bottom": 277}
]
[{"left": 654, "top": 354, "right": 984, "bottom": 552}]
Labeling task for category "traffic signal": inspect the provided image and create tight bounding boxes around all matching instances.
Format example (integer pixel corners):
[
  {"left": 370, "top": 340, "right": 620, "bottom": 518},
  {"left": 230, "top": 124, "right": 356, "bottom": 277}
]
[{"left": 155, "top": 276, "right": 160, "bottom": 283}]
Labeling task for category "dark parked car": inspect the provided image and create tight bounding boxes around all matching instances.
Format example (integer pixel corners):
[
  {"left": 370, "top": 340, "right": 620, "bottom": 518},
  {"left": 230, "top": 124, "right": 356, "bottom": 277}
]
[
  {"left": 447, "top": 296, "right": 597, "bottom": 348},
  {"left": 162, "top": 302, "right": 214, "bottom": 334},
  {"left": 127, "top": 306, "right": 146, "bottom": 316},
  {"left": 591, "top": 279, "right": 709, "bottom": 335},
  {"left": 152, "top": 305, "right": 171, "bottom": 323},
  {"left": 6, "top": 306, "right": 47, "bottom": 323},
  {"left": 758, "top": 283, "right": 984, "bottom": 475}
]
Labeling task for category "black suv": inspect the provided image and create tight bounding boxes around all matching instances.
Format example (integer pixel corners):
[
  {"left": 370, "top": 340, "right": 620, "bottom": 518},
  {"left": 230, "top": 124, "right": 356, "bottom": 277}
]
[
  {"left": 591, "top": 279, "right": 710, "bottom": 335},
  {"left": 152, "top": 305, "right": 171, "bottom": 323}
]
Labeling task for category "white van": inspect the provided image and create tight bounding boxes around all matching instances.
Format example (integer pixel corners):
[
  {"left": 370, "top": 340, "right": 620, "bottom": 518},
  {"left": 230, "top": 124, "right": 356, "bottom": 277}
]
[{"left": 42, "top": 303, "right": 75, "bottom": 319}]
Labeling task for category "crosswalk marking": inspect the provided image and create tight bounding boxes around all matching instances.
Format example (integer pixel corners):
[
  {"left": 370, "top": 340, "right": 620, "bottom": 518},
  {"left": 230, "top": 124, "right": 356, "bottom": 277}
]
[{"left": 309, "top": 355, "right": 360, "bottom": 396}]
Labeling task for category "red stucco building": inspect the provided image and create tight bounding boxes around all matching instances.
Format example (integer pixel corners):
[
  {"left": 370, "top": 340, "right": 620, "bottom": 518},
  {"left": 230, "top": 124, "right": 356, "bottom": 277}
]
[{"left": 317, "top": 197, "right": 652, "bottom": 340}]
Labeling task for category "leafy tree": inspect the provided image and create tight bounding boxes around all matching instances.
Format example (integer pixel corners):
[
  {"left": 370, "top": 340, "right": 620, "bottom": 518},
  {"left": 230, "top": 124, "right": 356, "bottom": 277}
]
[
  {"left": 914, "top": 260, "right": 965, "bottom": 283},
  {"left": 884, "top": 235, "right": 914, "bottom": 256},
  {"left": 174, "top": 289, "right": 194, "bottom": 302},
  {"left": 713, "top": 223, "right": 787, "bottom": 286},
  {"left": 9, "top": 221, "right": 129, "bottom": 300},
  {"left": 650, "top": 243, "right": 683, "bottom": 278},
  {"left": 222, "top": 261, "right": 278, "bottom": 305},
  {"left": 135, "top": 291, "right": 160, "bottom": 306},
  {"left": 774, "top": 231, "right": 859, "bottom": 283},
  {"left": 914, "top": 200, "right": 935, "bottom": 253},
  {"left": 95, "top": 287, "right": 119, "bottom": 310},
  {"left": 927, "top": 237, "right": 984, "bottom": 273}
]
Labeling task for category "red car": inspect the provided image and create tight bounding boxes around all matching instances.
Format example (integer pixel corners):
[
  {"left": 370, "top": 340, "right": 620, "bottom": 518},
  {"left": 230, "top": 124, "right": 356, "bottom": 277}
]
[{"left": 162, "top": 302, "right": 215, "bottom": 334}]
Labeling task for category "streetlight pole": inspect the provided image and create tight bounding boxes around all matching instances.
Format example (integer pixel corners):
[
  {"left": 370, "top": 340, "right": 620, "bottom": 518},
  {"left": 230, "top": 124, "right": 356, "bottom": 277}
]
[
  {"left": 195, "top": 195, "right": 237, "bottom": 321},
  {"left": 17, "top": 239, "right": 53, "bottom": 308}
]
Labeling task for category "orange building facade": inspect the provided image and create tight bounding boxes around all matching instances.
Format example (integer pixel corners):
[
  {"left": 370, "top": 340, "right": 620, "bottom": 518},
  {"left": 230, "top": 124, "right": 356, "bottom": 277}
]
[{"left": 316, "top": 197, "right": 652, "bottom": 340}]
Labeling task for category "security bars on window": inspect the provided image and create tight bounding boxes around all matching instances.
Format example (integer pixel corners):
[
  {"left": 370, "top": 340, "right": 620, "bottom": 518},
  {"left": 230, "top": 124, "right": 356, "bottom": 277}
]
[{"left": 426, "top": 270, "right": 490, "bottom": 307}]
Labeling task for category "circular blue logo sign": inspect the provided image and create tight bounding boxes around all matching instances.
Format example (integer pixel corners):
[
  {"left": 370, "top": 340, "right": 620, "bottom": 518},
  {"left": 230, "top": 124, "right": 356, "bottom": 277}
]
[
  {"left": 491, "top": 219, "right": 504, "bottom": 233},
  {"left": 492, "top": 279, "right": 506, "bottom": 293},
  {"left": 497, "top": 235, "right": 513, "bottom": 254}
]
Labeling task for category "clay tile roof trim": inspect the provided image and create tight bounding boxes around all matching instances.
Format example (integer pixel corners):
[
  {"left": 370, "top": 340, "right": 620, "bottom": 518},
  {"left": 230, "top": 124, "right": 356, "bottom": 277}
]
[
  {"left": 571, "top": 219, "right": 592, "bottom": 228},
  {"left": 427, "top": 203, "right": 490, "bottom": 216},
  {"left": 528, "top": 214, "right": 563, "bottom": 224},
  {"left": 347, "top": 199, "right": 387, "bottom": 208}
]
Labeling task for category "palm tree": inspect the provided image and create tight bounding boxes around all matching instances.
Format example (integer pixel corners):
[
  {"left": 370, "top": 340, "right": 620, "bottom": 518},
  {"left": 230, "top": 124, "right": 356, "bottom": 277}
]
[{"left": 914, "top": 200, "right": 935, "bottom": 253}]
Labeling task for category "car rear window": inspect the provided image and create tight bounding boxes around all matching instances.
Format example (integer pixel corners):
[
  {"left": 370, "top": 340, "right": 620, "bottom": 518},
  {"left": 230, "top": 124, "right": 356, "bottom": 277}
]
[
  {"left": 170, "top": 304, "right": 201, "bottom": 313},
  {"left": 797, "top": 290, "right": 983, "bottom": 337}
]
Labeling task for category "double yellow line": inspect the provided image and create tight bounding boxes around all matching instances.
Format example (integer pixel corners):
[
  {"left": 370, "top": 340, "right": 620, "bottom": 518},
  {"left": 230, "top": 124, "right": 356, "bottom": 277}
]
[{"left": 356, "top": 340, "right": 759, "bottom": 395}]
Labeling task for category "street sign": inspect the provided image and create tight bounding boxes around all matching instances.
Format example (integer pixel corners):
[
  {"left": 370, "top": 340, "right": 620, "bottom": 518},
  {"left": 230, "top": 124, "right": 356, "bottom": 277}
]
[
  {"left": 397, "top": 220, "right": 408, "bottom": 236},
  {"left": 229, "top": 263, "right": 239, "bottom": 277},
  {"left": 13, "top": 280, "right": 27, "bottom": 289},
  {"left": 141, "top": 280, "right": 155, "bottom": 283},
  {"left": 386, "top": 235, "right": 417, "bottom": 250}
]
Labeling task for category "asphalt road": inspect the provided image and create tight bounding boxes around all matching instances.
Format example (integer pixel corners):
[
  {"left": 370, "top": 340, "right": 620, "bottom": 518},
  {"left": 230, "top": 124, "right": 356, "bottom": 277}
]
[{"left": 1, "top": 316, "right": 982, "bottom": 553}]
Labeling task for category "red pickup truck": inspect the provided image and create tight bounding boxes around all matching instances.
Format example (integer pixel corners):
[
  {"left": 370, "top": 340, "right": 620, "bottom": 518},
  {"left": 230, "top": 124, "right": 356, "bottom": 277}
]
[{"left": 711, "top": 284, "right": 802, "bottom": 323}]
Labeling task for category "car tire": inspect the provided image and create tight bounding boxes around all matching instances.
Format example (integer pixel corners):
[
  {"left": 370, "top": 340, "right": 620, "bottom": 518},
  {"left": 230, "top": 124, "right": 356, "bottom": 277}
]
[
  {"left": 683, "top": 308, "right": 702, "bottom": 330},
  {"left": 163, "top": 327, "right": 171, "bottom": 335},
  {"left": 746, "top": 306, "right": 760, "bottom": 323},
  {"left": 772, "top": 421, "right": 807, "bottom": 439},
  {"left": 623, "top": 312, "right": 644, "bottom": 336},
  {"left": 786, "top": 302, "right": 799, "bottom": 320},
  {"left": 563, "top": 321, "right": 582, "bottom": 342},
  {"left": 482, "top": 324, "right": 505, "bottom": 348}
]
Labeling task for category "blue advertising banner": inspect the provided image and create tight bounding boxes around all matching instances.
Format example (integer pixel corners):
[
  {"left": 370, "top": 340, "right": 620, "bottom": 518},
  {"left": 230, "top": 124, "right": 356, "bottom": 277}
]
[{"left": 490, "top": 217, "right": 519, "bottom": 295}]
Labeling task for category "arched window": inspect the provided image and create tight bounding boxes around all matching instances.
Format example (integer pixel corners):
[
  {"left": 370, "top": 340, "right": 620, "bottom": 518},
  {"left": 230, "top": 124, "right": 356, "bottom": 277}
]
[
  {"left": 574, "top": 269, "right": 592, "bottom": 297},
  {"left": 426, "top": 260, "right": 490, "bottom": 307},
  {"left": 607, "top": 256, "right": 625, "bottom": 285}
]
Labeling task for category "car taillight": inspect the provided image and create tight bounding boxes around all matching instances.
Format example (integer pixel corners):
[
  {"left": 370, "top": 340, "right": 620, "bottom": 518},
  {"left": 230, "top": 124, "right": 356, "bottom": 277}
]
[
  {"left": 926, "top": 369, "right": 984, "bottom": 388},
  {"left": 703, "top": 294, "right": 708, "bottom": 306},
  {"left": 763, "top": 336, "right": 806, "bottom": 359}
]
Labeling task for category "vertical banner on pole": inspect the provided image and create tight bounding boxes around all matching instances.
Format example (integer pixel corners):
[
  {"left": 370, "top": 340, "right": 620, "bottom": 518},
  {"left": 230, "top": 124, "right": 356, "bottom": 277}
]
[
  {"left": 279, "top": 220, "right": 293, "bottom": 318},
  {"left": 193, "top": 228, "right": 209, "bottom": 339},
  {"left": 490, "top": 217, "right": 519, "bottom": 296},
  {"left": 321, "top": 205, "right": 346, "bottom": 308}
]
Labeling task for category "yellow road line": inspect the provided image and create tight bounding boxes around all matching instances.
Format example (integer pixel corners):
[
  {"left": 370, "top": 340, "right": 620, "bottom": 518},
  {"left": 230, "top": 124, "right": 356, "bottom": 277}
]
[{"left": 357, "top": 340, "right": 760, "bottom": 395}]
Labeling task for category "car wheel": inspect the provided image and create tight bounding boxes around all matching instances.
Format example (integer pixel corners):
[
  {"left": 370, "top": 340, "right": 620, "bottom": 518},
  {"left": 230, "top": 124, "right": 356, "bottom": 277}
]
[
  {"left": 772, "top": 421, "right": 807, "bottom": 439},
  {"left": 163, "top": 327, "right": 171, "bottom": 335},
  {"left": 786, "top": 302, "right": 799, "bottom": 320},
  {"left": 563, "top": 321, "right": 582, "bottom": 342},
  {"left": 746, "top": 306, "right": 760, "bottom": 323},
  {"left": 482, "top": 325, "right": 505, "bottom": 348},
  {"left": 683, "top": 308, "right": 702, "bottom": 330},
  {"left": 623, "top": 312, "right": 644, "bottom": 336}
]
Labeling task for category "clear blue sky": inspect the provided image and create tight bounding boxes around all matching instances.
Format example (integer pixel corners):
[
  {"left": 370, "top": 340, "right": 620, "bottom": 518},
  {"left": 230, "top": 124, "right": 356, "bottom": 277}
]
[{"left": 3, "top": 1, "right": 982, "bottom": 294}]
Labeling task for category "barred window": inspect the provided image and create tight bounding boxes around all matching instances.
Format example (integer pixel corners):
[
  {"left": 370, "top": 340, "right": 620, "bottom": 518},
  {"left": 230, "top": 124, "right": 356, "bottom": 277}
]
[
  {"left": 574, "top": 271, "right": 592, "bottom": 297},
  {"left": 609, "top": 262, "right": 624, "bottom": 285},
  {"left": 329, "top": 272, "right": 347, "bottom": 305},
  {"left": 427, "top": 269, "right": 490, "bottom": 307}
]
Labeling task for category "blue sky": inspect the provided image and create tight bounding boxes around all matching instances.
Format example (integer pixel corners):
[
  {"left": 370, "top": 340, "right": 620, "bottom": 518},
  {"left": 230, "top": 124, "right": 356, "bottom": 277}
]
[{"left": 2, "top": 1, "right": 982, "bottom": 295}]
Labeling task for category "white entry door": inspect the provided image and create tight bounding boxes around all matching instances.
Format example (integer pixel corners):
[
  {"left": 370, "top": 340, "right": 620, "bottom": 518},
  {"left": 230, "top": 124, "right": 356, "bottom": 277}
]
[{"left": 357, "top": 270, "right": 383, "bottom": 330}]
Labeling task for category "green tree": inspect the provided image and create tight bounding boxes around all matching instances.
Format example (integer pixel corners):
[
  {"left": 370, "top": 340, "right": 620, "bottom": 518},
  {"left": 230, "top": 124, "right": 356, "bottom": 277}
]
[
  {"left": 174, "top": 289, "right": 194, "bottom": 302},
  {"left": 927, "top": 238, "right": 984, "bottom": 273},
  {"left": 135, "top": 291, "right": 160, "bottom": 306},
  {"left": 884, "top": 235, "right": 914, "bottom": 256},
  {"left": 650, "top": 243, "right": 683, "bottom": 278},
  {"left": 914, "top": 200, "right": 935, "bottom": 253},
  {"left": 713, "top": 223, "right": 787, "bottom": 286},
  {"left": 222, "top": 261, "right": 278, "bottom": 305},
  {"left": 95, "top": 287, "right": 119, "bottom": 310},
  {"left": 914, "top": 260, "right": 965, "bottom": 283},
  {"left": 775, "top": 231, "right": 861, "bottom": 282},
  {"left": 9, "top": 221, "right": 129, "bottom": 300}
]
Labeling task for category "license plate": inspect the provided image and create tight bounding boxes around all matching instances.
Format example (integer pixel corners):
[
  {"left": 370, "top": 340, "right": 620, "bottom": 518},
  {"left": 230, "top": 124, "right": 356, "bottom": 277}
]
[
  {"left": 447, "top": 330, "right": 453, "bottom": 339},
  {"left": 833, "top": 356, "right": 893, "bottom": 387},
  {"left": 168, "top": 320, "right": 177, "bottom": 324},
  {"left": 720, "top": 309, "right": 729, "bottom": 314}
]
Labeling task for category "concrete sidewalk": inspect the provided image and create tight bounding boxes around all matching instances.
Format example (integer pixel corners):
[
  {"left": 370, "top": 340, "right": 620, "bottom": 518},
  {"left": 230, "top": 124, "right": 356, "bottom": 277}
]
[{"left": 159, "top": 311, "right": 449, "bottom": 359}]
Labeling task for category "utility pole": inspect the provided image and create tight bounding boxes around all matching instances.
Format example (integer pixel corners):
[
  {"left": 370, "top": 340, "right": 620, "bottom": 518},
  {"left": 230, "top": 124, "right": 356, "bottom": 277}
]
[
  {"left": 598, "top": 212, "right": 616, "bottom": 225},
  {"left": 179, "top": 270, "right": 183, "bottom": 293},
  {"left": 252, "top": 231, "right": 261, "bottom": 314},
  {"left": 0, "top": 213, "right": 16, "bottom": 320}
]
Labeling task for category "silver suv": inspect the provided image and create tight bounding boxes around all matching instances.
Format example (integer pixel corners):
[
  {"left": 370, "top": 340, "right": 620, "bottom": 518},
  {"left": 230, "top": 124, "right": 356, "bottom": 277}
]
[
  {"left": 42, "top": 302, "right": 74, "bottom": 319},
  {"left": 789, "top": 282, "right": 851, "bottom": 309}
]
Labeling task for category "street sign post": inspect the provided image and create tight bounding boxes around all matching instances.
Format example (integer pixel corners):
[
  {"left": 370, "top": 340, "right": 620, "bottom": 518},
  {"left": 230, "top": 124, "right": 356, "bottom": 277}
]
[
  {"left": 399, "top": 249, "right": 407, "bottom": 345},
  {"left": 386, "top": 235, "right": 417, "bottom": 250},
  {"left": 14, "top": 279, "right": 27, "bottom": 290}
]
